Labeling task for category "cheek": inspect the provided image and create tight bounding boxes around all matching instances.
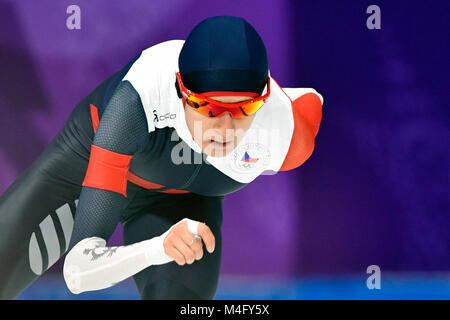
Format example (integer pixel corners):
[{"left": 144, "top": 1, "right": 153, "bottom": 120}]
[
  {"left": 234, "top": 115, "right": 255, "bottom": 131},
  {"left": 185, "top": 107, "right": 213, "bottom": 137},
  {"left": 185, "top": 106, "right": 201, "bottom": 126}
]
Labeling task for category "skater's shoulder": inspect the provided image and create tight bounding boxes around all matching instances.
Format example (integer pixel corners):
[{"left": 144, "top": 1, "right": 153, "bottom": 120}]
[{"left": 136, "top": 40, "right": 185, "bottom": 69}]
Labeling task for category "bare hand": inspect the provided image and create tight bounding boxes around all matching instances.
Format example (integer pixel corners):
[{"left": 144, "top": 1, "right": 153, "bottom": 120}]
[{"left": 163, "top": 218, "right": 215, "bottom": 266}]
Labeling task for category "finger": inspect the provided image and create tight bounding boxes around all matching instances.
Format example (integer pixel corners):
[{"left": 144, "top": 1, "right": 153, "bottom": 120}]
[
  {"left": 164, "top": 236, "right": 186, "bottom": 265},
  {"left": 185, "top": 218, "right": 200, "bottom": 235},
  {"left": 197, "top": 223, "right": 215, "bottom": 253},
  {"left": 178, "top": 223, "right": 195, "bottom": 245},
  {"left": 178, "top": 226, "right": 203, "bottom": 260},
  {"left": 165, "top": 246, "right": 186, "bottom": 266},
  {"left": 191, "top": 238, "right": 204, "bottom": 260},
  {"left": 173, "top": 237, "right": 197, "bottom": 264}
]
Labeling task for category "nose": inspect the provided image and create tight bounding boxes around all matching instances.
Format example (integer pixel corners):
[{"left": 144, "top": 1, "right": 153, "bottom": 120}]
[{"left": 213, "top": 112, "right": 235, "bottom": 132}]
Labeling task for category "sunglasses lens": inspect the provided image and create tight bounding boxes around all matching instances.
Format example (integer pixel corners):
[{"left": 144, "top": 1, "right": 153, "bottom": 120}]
[
  {"left": 241, "top": 100, "right": 264, "bottom": 116},
  {"left": 183, "top": 84, "right": 266, "bottom": 118},
  {"left": 187, "top": 100, "right": 265, "bottom": 118},
  {"left": 188, "top": 96, "right": 208, "bottom": 107},
  {"left": 179, "top": 71, "right": 269, "bottom": 119},
  {"left": 187, "top": 99, "right": 200, "bottom": 109}
]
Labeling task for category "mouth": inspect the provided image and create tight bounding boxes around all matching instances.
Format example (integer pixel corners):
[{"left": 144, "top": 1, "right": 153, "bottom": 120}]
[{"left": 208, "top": 139, "right": 233, "bottom": 149}]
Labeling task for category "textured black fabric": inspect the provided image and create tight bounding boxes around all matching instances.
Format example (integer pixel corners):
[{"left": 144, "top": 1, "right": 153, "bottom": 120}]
[
  {"left": 67, "top": 187, "right": 126, "bottom": 250},
  {"left": 94, "top": 80, "right": 148, "bottom": 154},
  {"left": 68, "top": 81, "right": 149, "bottom": 251}
]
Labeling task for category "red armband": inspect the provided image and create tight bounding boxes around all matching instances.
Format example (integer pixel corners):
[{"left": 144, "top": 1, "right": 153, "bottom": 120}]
[
  {"left": 279, "top": 93, "right": 323, "bottom": 171},
  {"left": 82, "top": 145, "right": 133, "bottom": 197}
]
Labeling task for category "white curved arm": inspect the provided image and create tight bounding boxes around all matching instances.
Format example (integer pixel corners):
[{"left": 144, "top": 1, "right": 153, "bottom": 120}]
[{"left": 63, "top": 218, "right": 200, "bottom": 294}]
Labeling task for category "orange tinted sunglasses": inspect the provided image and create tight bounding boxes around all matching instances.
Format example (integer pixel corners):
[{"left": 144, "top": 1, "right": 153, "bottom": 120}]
[{"left": 176, "top": 72, "right": 270, "bottom": 118}]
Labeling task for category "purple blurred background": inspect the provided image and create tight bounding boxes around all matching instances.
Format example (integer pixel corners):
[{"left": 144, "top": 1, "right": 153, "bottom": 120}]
[{"left": 0, "top": 0, "right": 448, "bottom": 281}]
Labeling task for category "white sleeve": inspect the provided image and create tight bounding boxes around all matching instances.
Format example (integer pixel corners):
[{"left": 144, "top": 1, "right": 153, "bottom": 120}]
[{"left": 63, "top": 218, "right": 200, "bottom": 294}]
